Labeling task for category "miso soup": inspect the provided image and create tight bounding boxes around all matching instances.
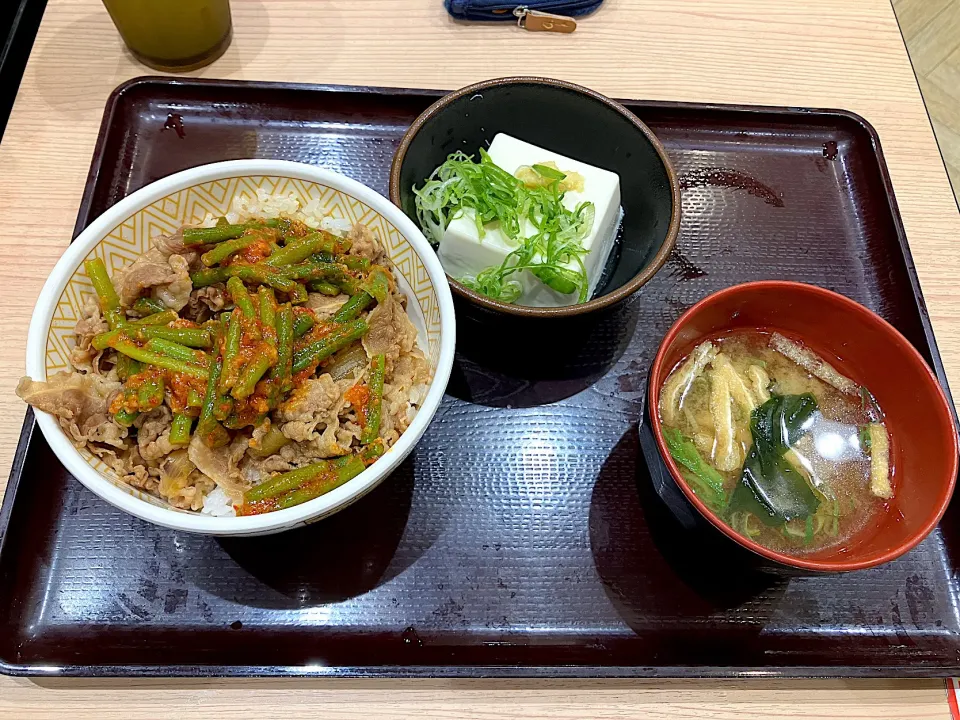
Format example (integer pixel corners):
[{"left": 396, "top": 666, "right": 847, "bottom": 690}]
[{"left": 658, "top": 330, "right": 892, "bottom": 555}]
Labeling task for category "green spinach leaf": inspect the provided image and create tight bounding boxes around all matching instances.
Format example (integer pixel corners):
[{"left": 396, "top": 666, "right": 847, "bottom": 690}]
[
  {"left": 728, "top": 393, "right": 821, "bottom": 526},
  {"left": 663, "top": 427, "right": 728, "bottom": 512}
]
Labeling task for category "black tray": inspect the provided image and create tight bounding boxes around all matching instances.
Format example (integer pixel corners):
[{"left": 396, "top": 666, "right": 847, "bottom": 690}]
[{"left": 1, "top": 77, "right": 957, "bottom": 678}]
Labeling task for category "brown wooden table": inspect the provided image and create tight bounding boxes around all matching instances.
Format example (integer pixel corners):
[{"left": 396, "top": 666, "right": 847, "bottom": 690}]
[{"left": 0, "top": 0, "right": 957, "bottom": 716}]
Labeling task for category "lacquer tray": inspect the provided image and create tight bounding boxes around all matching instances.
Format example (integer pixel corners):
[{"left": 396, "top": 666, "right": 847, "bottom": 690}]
[{"left": 0, "top": 77, "right": 956, "bottom": 677}]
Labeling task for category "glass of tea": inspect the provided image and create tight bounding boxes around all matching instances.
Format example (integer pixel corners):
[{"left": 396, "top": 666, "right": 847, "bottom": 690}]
[{"left": 101, "top": 0, "right": 233, "bottom": 72}]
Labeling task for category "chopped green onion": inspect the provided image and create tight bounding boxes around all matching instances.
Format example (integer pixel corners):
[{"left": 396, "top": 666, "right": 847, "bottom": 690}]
[
  {"left": 413, "top": 150, "right": 594, "bottom": 304},
  {"left": 532, "top": 163, "right": 566, "bottom": 180}
]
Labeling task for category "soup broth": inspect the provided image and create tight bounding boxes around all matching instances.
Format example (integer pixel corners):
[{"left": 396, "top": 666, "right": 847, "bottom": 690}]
[{"left": 658, "top": 330, "right": 892, "bottom": 556}]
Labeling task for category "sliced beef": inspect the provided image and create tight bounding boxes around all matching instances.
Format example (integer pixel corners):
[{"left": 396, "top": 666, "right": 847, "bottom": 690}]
[
  {"left": 347, "top": 223, "right": 384, "bottom": 263},
  {"left": 305, "top": 292, "right": 348, "bottom": 321},
  {"left": 278, "top": 373, "right": 342, "bottom": 424},
  {"left": 158, "top": 450, "right": 213, "bottom": 511},
  {"left": 362, "top": 292, "right": 418, "bottom": 361},
  {"left": 383, "top": 351, "right": 430, "bottom": 436},
  {"left": 71, "top": 297, "right": 109, "bottom": 372},
  {"left": 104, "top": 446, "right": 156, "bottom": 494},
  {"left": 184, "top": 284, "right": 227, "bottom": 322},
  {"left": 276, "top": 374, "right": 351, "bottom": 458},
  {"left": 111, "top": 229, "right": 197, "bottom": 309},
  {"left": 136, "top": 406, "right": 175, "bottom": 465},
  {"left": 187, "top": 434, "right": 250, "bottom": 503},
  {"left": 17, "top": 372, "right": 125, "bottom": 448}
]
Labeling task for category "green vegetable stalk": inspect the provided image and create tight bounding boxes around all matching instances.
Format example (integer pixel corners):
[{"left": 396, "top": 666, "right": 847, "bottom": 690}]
[
  {"left": 244, "top": 454, "right": 359, "bottom": 503},
  {"left": 362, "top": 268, "right": 391, "bottom": 304},
  {"left": 292, "top": 312, "right": 316, "bottom": 338},
  {"left": 144, "top": 338, "right": 209, "bottom": 366},
  {"left": 332, "top": 291, "right": 374, "bottom": 323},
  {"left": 183, "top": 223, "right": 248, "bottom": 246},
  {"left": 115, "top": 354, "right": 141, "bottom": 381},
  {"left": 282, "top": 260, "right": 344, "bottom": 282},
  {"left": 114, "top": 408, "right": 139, "bottom": 427},
  {"left": 247, "top": 425, "right": 290, "bottom": 459},
  {"left": 360, "top": 354, "right": 386, "bottom": 444},
  {"left": 109, "top": 337, "right": 209, "bottom": 379},
  {"left": 227, "top": 276, "right": 256, "bottom": 318},
  {"left": 127, "top": 310, "right": 178, "bottom": 326},
  {"left": 197, "top": 355, "right": 230, "bottom": 448},
  {"left": 340, "top": 256, "right": 370, "bottom": 271},
  {"left": 133, "top": 297, "right": 166, "bottom": 316},
  {"left": 663, "top": 427, "right": 728, "bottom": 512},
  {"left": 218, "top": 308, "right": 243, "bottom": 395},
  {"left": 232, "top": 347, "right": 275, "bottom": 400},
  {"left": 275, "top": 455, "right": 367, "bottom": 510},
  {"left": 84, "top": 257, "right": 124, "bottom": 329},
  {"left": 201, "top": 234, "right": 260, "bottom": 266},
  {"left": 169, "top": 413, "right": 193, "bottom": 445},
  {"left": 265, "top": 233, "right": 338, "bottom": 267},
  {"left": 136, "top": 377, "right": 164, "bottom": 412},
  {"left": 191, "top": 264, "right": 299, "bottom": 294},
  {"left": 271, "top": 304, "right": 294, "bottom": 393},
  {"left": 310, "top": 282, "right": 340, "bottom": 296},
  {"left": 258, "top": 286, "right": 277, "bottom": 337},
  {"left": 292, "top": 318, "right": 369, "bottom": 373},
  {"left": 140, "top": 325, "right": 212, "bottom": 348}
]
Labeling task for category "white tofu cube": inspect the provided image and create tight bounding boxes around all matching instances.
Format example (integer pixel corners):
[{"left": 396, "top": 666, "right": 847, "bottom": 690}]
[{"left": 437, "top": 133, "right": 622, "bottom": 307}]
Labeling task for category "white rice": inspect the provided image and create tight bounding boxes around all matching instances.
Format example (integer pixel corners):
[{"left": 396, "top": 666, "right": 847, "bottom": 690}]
[
  {"left": 405, "top": 384, "right": 428, "bottom": 424},
  {"left": 230, "top": 189, "right": 301, "bottom": 221},
  {"left": 199, "top": 189, "right": 353, "bottom": 237},
  {"left": 200, "top": 486, "right": 236, "bottom": 517},
  {"left": 319, "top": 216, "right": 354, "bottom": 236}
]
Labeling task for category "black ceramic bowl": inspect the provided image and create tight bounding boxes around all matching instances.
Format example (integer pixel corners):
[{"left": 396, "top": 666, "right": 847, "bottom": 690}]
[{"left": 389, "top": 77, "right": 681, "bottom": 319}]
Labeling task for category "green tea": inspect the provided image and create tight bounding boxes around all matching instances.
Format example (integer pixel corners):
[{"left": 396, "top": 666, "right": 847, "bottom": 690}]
[{"left": 102, "top": 0, "right": 232, "bottom": 71}]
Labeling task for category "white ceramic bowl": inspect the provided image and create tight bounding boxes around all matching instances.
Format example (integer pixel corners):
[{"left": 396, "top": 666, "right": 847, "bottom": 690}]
[{"left": 26, "top": 160, "right": 455, "bottom": 536}]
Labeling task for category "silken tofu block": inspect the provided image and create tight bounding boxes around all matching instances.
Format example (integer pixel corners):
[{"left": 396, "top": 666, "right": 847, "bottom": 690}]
[{"left": 436, "top": 133, "right": 622, "bottom": 307}]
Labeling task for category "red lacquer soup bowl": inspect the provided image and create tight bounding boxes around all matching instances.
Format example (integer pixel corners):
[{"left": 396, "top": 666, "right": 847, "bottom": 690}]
[{"left": 648, "top": 281, "right": 959, "bottom": 572}]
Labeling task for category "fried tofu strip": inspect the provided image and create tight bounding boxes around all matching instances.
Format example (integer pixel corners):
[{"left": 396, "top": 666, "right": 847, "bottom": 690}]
[
  {"left": 694, "top": 432, "right": 714, "bottom": 458},
  {"left": 710, "top": 370, "right": 741, "bottom": 472},
  {"left": 866, "top": 422, "right": 893, "bottom": 499},
  {"left": 659, "top": 341, "right": 717, "bottom": 425},
  {"left": 747, "top": 365, "right": 770, "bottom": 403},
  {"left": 769, "top": 332, "right": 859, "bottom": 396},
  {"left": 712, "top": 353, "right": 758, "bottom": 413}
]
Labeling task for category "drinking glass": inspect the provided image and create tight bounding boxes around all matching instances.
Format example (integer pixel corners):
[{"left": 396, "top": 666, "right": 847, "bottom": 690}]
[{"left": 101, "top": 0, "right": 233, "bottom": 71}]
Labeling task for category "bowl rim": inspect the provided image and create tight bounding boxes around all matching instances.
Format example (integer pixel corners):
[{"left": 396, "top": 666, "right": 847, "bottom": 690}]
[
  {"left": 388, "top": 75, "right": 682, "bottom": 318},
  {"left": 648, "top": 280, "right": 960, "bottom": 572},
  {"left": 25, "top": 159, "right": 456, "bottom": 536}
]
